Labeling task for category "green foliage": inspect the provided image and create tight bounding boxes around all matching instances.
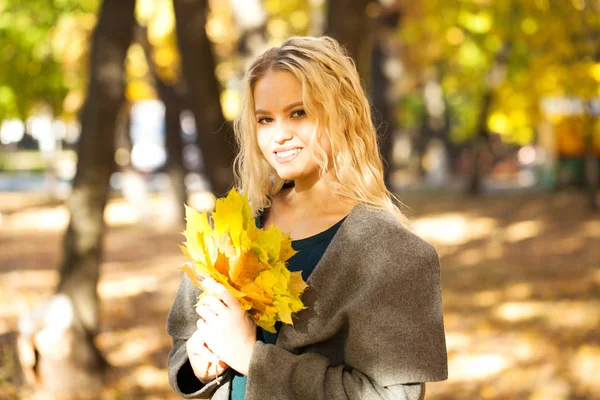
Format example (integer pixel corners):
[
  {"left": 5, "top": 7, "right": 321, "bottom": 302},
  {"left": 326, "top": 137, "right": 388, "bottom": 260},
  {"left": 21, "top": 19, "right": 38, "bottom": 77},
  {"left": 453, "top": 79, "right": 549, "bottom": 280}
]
[
  {"left": 0, "top": 150, "right": 47, "bottom": 172},
  {"left": 0, "top": 0, "right": 99, "bottom": 122},
  {"left": 397, "top": 0, "right": 600, "bottom": 145}
]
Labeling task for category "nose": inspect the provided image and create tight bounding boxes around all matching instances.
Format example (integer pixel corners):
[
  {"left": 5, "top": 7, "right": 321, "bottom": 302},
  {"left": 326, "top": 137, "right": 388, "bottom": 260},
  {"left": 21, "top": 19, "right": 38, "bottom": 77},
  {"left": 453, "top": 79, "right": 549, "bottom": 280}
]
[{"left": 273, "top": 121, "right": 293, "bottom": 144}]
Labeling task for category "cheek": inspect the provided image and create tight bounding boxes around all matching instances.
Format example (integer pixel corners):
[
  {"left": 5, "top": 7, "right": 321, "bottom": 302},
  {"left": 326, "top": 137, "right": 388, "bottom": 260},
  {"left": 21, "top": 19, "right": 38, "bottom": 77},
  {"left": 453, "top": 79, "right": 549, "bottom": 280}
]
[{"left": 256, "top": 132, "right": 271, "bottom": 158}]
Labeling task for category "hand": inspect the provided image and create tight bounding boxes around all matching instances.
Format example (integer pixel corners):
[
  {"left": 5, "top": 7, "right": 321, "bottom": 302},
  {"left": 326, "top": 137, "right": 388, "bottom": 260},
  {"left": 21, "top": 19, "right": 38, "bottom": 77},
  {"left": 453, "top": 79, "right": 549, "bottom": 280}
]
[
  {"left": 186, "top": 330, "right": 228, "bottom": 384},
  {"left": 196, "top": 277, "right": 257, "bottom": 376}
]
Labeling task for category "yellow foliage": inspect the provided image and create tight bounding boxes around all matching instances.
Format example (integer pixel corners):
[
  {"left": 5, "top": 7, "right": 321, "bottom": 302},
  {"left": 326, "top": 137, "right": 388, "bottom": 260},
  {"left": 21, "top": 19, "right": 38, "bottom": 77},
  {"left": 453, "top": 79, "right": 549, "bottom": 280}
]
[
  {"left": 289, "top": 10, "right": 309, "bottom": 32},
  {"left": 180, "top": 189, "right": 307, "bottom": 333},
  {"left": 459, "top": 10, "right": 493, "bottom": 34},
  {"left": 591, "top": 64, "right": 600, "bottom": 82},
  {"left": 488, "top": 112, "right": 510, "bottom": 135},
  {"left": 148, "top": 1, "right": 175, "bottom": 45},
  {"left": 220, "top": 89, "right": 242, "bottom": 121},
  {"left": 446, "top": 27, "right": 465, "bottom": 45},
  {"left": 126, "top": 44, "right": 149, "bottom": 78},
  {"left": 125, "top": 81, "right": 156, "bottom": 101}
]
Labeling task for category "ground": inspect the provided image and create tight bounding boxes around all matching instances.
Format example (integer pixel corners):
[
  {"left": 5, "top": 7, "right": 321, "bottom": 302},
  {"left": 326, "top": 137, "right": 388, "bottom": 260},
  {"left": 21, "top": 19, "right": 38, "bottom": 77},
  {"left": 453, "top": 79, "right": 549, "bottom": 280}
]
[{"left": 0, "top": 190, "right": 599, "bottom": 399}]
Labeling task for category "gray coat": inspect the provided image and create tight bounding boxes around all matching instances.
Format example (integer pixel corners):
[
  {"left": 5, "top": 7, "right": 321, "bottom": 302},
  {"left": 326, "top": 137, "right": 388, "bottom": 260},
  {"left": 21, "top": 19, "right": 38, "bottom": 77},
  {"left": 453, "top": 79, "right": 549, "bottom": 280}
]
[{"left": 167, "top": 204, "right": 448, "bottom": 399}]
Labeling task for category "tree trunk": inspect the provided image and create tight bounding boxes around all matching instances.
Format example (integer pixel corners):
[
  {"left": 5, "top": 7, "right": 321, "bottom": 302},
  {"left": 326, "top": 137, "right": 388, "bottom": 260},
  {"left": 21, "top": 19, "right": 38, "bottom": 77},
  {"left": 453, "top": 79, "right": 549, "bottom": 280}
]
[
  {"left": 327, "top": 0, "right": 402, "bottom": 190},
  {"left": 370, "top": 40, "right": 395, "bottom": 189},
  {"left": 21, "top": 0, "right": 136, "bottom": 394},
  {"left": 581, "top": 13, "right": 599, "bottom": 210},
  {"left": 325, "top": 0, "right": 372, "bottom": 83},
  {"left": 468, "top": 41, "right": 511, "bottom": 195},
  {"left": 163, "top": 91, "right": 188, "bottom": 223},
  {"left": 584, "top": 105, "right": 599, "bottom": 210},
  {"left": 370, "top": 6, "right": 404, "bottom": 190},
  {"left": 173, "top": 0, "right": 235, "bottom": 197},
  {"left": 468, "top": 91, "right": 493, "bottom": 195}
]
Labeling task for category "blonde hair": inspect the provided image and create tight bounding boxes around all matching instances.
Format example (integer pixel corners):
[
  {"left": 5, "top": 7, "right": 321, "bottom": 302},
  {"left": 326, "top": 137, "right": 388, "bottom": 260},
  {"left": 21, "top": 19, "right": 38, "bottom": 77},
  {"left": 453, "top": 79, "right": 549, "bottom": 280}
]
[{"left": 233, "top": 35, "right": 409, "bottom": 226}]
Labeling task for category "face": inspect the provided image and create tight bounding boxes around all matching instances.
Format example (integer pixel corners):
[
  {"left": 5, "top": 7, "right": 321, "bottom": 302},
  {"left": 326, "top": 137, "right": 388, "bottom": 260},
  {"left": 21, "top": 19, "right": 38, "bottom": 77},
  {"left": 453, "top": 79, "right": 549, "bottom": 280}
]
[{"left": 253, "top": 69, "right": 331, "bottom": 184}]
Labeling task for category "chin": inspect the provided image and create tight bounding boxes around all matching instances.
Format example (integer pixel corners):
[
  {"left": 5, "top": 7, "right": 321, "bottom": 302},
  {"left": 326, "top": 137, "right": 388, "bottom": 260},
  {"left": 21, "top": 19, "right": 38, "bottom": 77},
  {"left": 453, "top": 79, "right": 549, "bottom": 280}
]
[
  {"left": 270, "top": 164, "right": 301, "bottom": 180},
  {"left": 275, "top": 168, "right": 321, "bottom": 184},
  {"left": 274, "top": 170, "right": 301, "bottom": 181}
]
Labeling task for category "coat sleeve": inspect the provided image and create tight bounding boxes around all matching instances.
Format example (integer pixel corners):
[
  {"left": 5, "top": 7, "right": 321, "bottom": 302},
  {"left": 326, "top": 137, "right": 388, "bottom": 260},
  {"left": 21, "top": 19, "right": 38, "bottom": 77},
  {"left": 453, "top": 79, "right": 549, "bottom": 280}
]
[
  {"left": 245, "top": 209, "right": 447, "bottom": 400},
  {"left": 166, "top": 273, "right": 232, "bottom": 399},
  {"left": 246, "top": 342, "right": 426, "bottom": 400}
]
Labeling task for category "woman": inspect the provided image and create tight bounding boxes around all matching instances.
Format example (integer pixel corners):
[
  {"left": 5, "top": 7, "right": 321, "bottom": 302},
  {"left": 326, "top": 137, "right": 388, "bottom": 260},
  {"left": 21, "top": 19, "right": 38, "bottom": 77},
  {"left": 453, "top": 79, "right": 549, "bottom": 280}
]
[{"left": 167, "top": 35, "right": 447, "bottom": 400}]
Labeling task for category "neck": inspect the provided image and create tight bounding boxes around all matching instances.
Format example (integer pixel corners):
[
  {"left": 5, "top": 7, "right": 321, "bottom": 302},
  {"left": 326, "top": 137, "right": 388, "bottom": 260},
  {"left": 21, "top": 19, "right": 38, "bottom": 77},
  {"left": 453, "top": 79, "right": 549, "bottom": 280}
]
[{"left": 285, "top": 171, "right": 355, "bottom": 215}]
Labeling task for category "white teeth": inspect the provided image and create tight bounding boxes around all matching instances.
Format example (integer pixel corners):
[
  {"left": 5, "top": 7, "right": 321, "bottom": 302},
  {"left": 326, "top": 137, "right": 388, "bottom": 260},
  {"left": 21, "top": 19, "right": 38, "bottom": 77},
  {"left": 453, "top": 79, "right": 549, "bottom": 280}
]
[{"left": 276, "top": 149, "right": 300, "bottom": 158}]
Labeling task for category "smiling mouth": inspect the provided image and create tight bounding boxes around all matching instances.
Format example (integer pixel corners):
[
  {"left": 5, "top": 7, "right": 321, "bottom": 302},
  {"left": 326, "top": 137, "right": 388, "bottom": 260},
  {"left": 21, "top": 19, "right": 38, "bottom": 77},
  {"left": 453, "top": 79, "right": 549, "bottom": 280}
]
[{"left": 275, "top": 149, "right": 302, "bottom": 158}]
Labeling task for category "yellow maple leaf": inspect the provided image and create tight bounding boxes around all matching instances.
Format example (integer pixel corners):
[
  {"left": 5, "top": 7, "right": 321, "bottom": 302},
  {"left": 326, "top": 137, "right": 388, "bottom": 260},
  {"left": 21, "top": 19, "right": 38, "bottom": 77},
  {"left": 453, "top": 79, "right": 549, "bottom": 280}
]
[{"left": 180, "top": 189, "right": 307, "bottom": 333}]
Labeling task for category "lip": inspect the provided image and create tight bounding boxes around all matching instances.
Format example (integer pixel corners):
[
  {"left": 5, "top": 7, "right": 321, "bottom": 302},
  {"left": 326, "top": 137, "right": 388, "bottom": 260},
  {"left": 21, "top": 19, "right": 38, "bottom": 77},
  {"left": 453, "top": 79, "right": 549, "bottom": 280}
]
[
  {"left": 273, "top": 146, "right": 302, "bottom": 153},
  {"left": 273, "top": 147, "right": 302, "bottom": 164}
]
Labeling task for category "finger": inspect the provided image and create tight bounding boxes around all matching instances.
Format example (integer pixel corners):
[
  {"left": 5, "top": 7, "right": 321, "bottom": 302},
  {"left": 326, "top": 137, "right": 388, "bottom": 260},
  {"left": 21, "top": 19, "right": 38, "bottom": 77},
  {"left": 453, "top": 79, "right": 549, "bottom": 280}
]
[
  {"left": 195, "top": 298, "right": 221, "bottom": 316},
  {"left": 188, "top": 329, "right": 208, "bottom": 352},
  {"left": 210, "top": 361, "right": 220, "bottom": 379},
  {"left": 199, "top": 295, "right": 228, "bottom": 315},
  {"left": 188, "top": 332, "right": 221, "bottom": 364},
  {"left": 196, "top": 305, "right": 219, "bottom": 326},
  {"left": 197, "top": 343, "right": 221, "bottom": 364},
  {"left": 204, "top": 360, "right": 212, "bottom": 380},
  {"left": 188, "top": 330, "right": 205, "bottom": 349},
  {"left": 215, "top": 359, "right": 227, "bottom": 375},
  {"left": 201, "top": 277, "right": 240, "bottom": 309},
  {"left": 196, "top": 315, "right": 208, "bottom": 331}
]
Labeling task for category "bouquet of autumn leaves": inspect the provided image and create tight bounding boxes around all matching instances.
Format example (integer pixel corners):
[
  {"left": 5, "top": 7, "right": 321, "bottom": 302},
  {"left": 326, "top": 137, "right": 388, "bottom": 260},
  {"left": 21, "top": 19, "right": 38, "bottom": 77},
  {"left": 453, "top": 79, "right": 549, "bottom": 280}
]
[{"left": 180, "top": 189, "right": 308, "bottom": 334}]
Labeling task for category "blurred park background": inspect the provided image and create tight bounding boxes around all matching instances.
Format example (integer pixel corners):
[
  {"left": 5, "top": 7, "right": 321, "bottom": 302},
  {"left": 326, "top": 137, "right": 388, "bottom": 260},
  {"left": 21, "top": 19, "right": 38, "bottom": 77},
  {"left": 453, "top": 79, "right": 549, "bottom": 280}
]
[{"left": 1, "top": 0, "right": 599, "bottom": 399}]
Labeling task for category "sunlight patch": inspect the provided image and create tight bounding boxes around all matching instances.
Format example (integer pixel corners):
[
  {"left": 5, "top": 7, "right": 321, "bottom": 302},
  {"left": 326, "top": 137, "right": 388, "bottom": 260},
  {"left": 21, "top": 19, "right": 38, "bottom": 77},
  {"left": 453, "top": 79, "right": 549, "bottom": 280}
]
[
  {"left": 131, "top": 365, "right": 169, "bottom": 389},
  {"left": 100, "top": 328, "right": 164, "bottom": 367},
  {"left": 449, "top": 353, "right": 509, "bottom": 380},
  {"left": 494, "top": 301, "right": 600, "bottom": 330},
  {"left": 104, "top": 202, "right": 141, "bottom": 226},
  {"left": 582, "top": 220, "right": 600, "bottom": 238},
  {"left": 412, "top": 214, "right": 497, "bottom": 246},
  {"left": 493, "top": 301, "right": 544, "bottom": 322},
  {"left": 4, "top": 208, "right": 68, "bottom": 232},
  {"left": 445, "top": 332, "right": 471, "bottom": 352},
  {"left": 570, "top": 345, "right": 600, "bottom": 391},
  {"left": 99, "top": 275, "right": 160, "bottom": 299},
  {"left": 503, "top": 220, "right": 544, "bottom": 243}
]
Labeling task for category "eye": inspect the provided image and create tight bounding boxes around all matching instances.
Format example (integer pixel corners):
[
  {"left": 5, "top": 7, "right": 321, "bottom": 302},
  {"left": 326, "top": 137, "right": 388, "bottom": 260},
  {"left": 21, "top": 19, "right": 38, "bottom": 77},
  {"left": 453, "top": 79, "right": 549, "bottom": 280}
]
[
  {"left": 291, "top": 109, "right": 306, "bottom": 118},
  {"left": 257, "top": 116, "right": 273, "bottom": 124}
]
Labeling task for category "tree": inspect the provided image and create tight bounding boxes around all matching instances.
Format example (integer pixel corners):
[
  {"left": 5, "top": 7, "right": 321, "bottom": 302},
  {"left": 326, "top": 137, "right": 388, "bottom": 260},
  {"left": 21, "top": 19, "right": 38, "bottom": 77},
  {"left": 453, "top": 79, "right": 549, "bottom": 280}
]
[
  {"left": 468, "top": 40, "right": 512, "bottom": 194},
  {"left": 396, "top": 0, "right": 600, "bottom": 193},
  {"left": 325, "top": 0, "right": 372, "bottom": 80},
  {"left": 369, "top": 6, "right": 404, "bottom": 189},
  {"left": 326, "top": 0, "right": 400, "bottom": 189},
  {"left": 581, "top": 12, "right": 600, "bottom": 210},
  {"left": 173, "top": 0, "right": 235, "bottom": 197},
  {"left": 17, "top": 0, "right": 136, "bottom": 395}
]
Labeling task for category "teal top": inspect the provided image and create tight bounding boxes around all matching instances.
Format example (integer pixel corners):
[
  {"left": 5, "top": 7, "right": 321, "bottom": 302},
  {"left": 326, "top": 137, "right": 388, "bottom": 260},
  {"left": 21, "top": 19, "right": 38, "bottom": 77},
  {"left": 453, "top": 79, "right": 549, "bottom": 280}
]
[{"left": 230, "top": 215, "right": 346, "bottom": 400}]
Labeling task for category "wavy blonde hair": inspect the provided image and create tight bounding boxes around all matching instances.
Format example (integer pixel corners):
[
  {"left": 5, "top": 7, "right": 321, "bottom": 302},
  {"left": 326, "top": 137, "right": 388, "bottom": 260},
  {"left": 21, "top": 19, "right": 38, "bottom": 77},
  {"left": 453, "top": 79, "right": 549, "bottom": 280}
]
[{"left": 233, "top": 35, "right": 408, "bottom": 226}]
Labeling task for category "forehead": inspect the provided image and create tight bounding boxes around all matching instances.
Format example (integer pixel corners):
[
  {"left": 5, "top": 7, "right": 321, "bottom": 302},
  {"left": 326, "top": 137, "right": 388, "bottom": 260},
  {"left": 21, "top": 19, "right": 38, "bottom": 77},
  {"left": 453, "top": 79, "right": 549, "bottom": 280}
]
[{"left": 253, "top": 69, "right": 303, "bottom": 111}]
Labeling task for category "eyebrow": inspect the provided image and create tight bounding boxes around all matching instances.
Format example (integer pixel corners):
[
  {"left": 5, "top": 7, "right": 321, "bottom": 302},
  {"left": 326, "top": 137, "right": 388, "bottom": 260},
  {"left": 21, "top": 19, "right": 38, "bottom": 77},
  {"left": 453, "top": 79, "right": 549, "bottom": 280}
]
[{"left": 255, "top": 101, "right": 304, "bottom": 115}]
